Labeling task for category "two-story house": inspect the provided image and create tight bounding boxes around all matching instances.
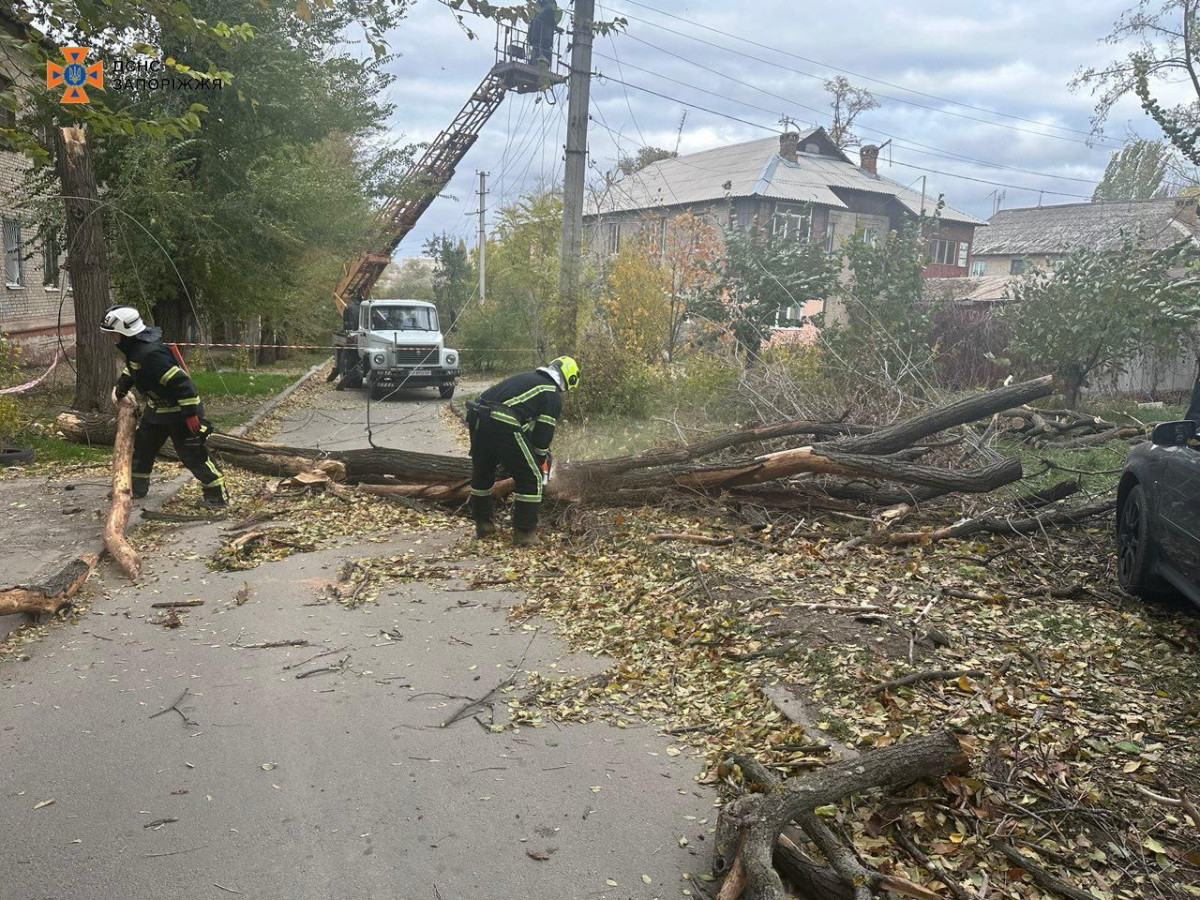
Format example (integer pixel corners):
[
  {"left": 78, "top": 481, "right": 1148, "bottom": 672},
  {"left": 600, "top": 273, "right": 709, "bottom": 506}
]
[
  {"left": 585, "top": 127, "right": 985, "bottom": 325},
  {"left": 0, "top": 8, "right": 73, "bottom": 363}
]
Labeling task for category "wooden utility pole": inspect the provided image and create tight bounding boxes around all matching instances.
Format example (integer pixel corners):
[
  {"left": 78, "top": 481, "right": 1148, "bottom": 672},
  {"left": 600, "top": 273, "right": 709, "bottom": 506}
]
[
  {"left": 477, "top": 170, "right": 487, "bottom": 305},
  {"left": 55, "top": 126, "right": 116, "bottom": 413},
  {"left": 556, "top": 0, "right": 595, "bottom": 354}
]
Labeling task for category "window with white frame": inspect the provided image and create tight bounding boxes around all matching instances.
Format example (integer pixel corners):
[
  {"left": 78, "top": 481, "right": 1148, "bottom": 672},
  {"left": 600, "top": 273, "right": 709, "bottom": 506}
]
[
  {"left": 3, "top": 217, "right": 22, "bottom": 286},
  {"left": 928, "top": 238, "right": 958, "bottom": 266},
  {"left": 43, "top": 230, "right": 60, "bottom": 288},
  {"left": 957, "top": 242, "right": 969, "bottom": 267},
  {"left": 1010, "top": 258, "right": 1027, "bottom": 275},
  {"left": 1052, "top": 257, "right": 1065, "bottom": 271},
  {"left": 970, "top": 260, "right": 986, "bottom": 277},
  {"left": 772, "top": 202, "right": 810, "bottom": 244}
]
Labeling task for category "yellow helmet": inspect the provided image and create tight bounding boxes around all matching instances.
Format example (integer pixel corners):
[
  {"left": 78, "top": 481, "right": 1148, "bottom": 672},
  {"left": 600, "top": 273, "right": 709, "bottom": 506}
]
[{"left": 552, "top": 356, "right": 580, "bottom": 391}]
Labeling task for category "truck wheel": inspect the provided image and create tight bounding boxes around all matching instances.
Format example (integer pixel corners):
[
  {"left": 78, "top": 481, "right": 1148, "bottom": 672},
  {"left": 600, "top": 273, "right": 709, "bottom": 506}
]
[
  {"left": 369, "top": 379, "right": 389, "bottom": 402},
  {"left": 438, "top": 384, "right": 456, "bottom": 400}
]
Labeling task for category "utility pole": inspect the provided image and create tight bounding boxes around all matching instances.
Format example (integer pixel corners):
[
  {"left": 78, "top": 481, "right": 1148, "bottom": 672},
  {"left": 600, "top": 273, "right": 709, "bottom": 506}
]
[
  {"left": 919, "top": 175, "right": 927, "bottom": 217},
  {"left": 477, "top": 170, "right": 487, "bottom": 305},
  {"left": 557, "top": 0, "right": 595, "bottom": 354}
]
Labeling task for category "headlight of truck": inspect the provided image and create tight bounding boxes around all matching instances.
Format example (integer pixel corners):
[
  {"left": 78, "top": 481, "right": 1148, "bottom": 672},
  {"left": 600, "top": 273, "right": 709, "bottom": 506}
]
[
  {"left": 444, "top": 351, "right": 458, "bottom": 367},
  {"left": 372, "top": 353, "right": 386, "bottom": 367}
]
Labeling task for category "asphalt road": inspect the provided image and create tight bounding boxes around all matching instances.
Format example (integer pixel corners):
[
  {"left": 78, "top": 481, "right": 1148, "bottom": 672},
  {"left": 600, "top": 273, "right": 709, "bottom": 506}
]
[{"left": 1, "top": 381, "right": 717, "bottom": 900}]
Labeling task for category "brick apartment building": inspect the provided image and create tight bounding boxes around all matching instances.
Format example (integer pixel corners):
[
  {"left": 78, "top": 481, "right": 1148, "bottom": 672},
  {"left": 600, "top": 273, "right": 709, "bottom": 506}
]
[{"left": 0, "top": 9, "right": 74, "bottom": 364}]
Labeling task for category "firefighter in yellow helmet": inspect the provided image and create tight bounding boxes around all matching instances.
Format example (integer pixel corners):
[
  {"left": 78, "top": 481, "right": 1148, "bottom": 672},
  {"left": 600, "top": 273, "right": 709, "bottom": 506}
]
[{"left": 465, "top": 356, "right": 579, "bottom": 546}]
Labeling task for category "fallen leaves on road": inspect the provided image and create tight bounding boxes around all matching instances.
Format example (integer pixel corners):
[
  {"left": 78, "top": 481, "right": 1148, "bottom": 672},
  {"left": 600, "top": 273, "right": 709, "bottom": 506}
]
[{"left": 467, "top": 505, "right": 1200, "bottom": 900}]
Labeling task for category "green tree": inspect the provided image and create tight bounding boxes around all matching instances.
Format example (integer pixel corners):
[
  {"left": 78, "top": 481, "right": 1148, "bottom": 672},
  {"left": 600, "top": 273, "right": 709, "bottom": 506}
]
[
  {"left": 825, "top": 219, "right": 942, "bottom": 387},
  {"left": 1072, "top": 0, "right": 1200, "bottom": 136},
  {"left": 18, "top": 0, "right": 407, "bottom": 345},
  {"left": 454, "top": 189, "right": 560, "bottom": 368},
  {"left": 616, "top": 146, "right": 677, "bottom": 176},
  {"left": 424, "top": 233, "right": 477, "bottom": 330},
  {"left": 1001, "top": 237, "right": 1200, "bottom": 406},
  {"left": 701, "top": 214, "right": 840, "bottom": 358},
  {"left": 824, "top": 76, "right": 879, "bottom": 150},
  {"left": 1092, "top": 139, "right": 1172, "bottom": 200}
]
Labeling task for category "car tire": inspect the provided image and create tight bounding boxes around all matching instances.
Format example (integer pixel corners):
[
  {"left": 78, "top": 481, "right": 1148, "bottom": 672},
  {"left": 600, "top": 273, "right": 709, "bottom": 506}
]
[
  {"left": 439, "top": 384, "right": 455, "bottom": 400},
  {"left": 369, "top": 379, "right": 389, "bottom": 402},
  {"left": 1117, "top": 484, "right": 1156, "bottom": 597},
  {"left": 0, "top": 445, "right": 36, "bottom": 467}
]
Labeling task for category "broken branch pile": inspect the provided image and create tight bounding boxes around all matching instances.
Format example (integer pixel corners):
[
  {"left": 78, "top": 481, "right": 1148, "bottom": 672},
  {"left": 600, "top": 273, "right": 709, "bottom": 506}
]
[{"left": 999, "top": 406, "right": 1147, "bottom": 448}]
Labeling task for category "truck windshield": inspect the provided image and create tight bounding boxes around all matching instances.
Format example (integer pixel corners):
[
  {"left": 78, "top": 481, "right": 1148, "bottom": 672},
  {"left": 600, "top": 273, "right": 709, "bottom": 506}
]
[{"left": 369, "top": 306, "right": 438, "bottom": 332}]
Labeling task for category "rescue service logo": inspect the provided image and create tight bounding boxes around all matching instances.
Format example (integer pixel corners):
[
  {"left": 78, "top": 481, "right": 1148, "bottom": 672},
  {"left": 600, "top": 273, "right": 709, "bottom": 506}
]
[{"left": 46, "top": 47, "right": 103, "bottom": 104}]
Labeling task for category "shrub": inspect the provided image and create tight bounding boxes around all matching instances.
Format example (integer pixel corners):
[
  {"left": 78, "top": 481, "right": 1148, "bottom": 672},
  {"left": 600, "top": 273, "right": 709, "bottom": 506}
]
[
  {"left": 567, "top": 332, "right": 657, "bottom": 421},
  {"left": 0, "top": 336, "right": 24, "bottom": 442}
]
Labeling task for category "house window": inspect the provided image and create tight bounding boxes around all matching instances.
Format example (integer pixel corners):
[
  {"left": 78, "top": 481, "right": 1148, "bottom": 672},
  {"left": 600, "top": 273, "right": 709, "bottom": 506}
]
[
  {"left": 957, "top": 242, "right": 969, "bottom": 267},
  {"left": 928, "top": 238, "right": 958, "bottom": 266},
  {"left": 1052, "top": 258, "right": 1065, "bottom": 271},
  {"left": 825, "top": 221, "right": 836, "bottom": 254},
  {"left": 1010, "top": 258, "right": 1027, "bottom": 275},
  {"left": 970, "top": 260, "right": 986, "bottom": 277},
  {"left": 0, "top": 76, "right": 15, "bottom": 131},
  {"left": 3, "top": 217, "right": 22, "bottom": 286},
  {"left": 772, "top": 202, "right": 810, "bottom": 244},
  {"left": 862, "top": 227, "right": 878, "bottom": 248},
  {"left": 43, "top": 231, "right": 60, "bottom": 289},
  {"left": 604, "top": 222, "right": 621, "bottom": 255}
]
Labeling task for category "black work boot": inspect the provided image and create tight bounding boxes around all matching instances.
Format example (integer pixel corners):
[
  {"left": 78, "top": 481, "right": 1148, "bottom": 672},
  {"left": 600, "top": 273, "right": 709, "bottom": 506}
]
[
  {"left": 201, "top": 484, "right": 228, "bottom": 509},
  {"left": 470, "top": 494, "right": 496, "bottom": 538},
  {"left": 132, "top": 477, "right": 150, "bottom": 500},
  {"left": 511, "top": 500, "right": 540, "bottom": 547}
]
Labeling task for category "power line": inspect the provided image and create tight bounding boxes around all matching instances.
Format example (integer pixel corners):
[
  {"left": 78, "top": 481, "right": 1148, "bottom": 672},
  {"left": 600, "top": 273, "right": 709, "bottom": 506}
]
[
  {"left": 612, "top": 0, "right": 1121, "bottom": 148},
  {"left": 593, "top": 71, "right": 1096, "bottom": 200},
  {"left": 597, "top": 35, "right": 1102, "bottom": 187}
]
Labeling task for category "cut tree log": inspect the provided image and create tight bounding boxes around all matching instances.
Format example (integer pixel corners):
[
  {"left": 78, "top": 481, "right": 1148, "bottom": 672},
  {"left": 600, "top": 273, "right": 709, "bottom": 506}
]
[
  {"left": 0, "top": 553, "right": 99, "bottom": 617},
  {"left": 104, "top": 397, "right": 140, "bottom": 581},
  {"left": 713, "top": 730, "right": 969, "bottom": 900}
]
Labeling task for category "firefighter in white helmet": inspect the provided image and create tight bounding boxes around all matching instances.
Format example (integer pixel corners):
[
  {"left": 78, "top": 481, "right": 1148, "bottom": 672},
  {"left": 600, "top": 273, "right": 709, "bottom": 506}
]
[{"left": 101, "top": 306, "right": 228, "bottom": 507}]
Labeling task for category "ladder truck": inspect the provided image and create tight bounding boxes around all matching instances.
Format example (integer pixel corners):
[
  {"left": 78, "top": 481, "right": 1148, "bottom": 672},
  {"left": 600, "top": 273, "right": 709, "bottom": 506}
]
[{"left": 331, "top": 24, "right": 564, "bottom": 400}]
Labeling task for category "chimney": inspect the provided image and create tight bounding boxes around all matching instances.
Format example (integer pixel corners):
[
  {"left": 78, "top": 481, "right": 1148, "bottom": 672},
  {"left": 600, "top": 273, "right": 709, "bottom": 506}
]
[
  {"left": 779, "top": 131, "right": 799, "bottom": 163},
  {"left": 859, "top": 144, "right": 879, "bottom": 176}
]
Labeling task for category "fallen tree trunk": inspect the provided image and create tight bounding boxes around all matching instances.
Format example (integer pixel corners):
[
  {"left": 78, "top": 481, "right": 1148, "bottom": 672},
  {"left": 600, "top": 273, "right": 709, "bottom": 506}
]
[
  {"left": 599, "top": 449, "right": 1022, "bottom": 497},
  {"left": 0, "top": 553, "right": 99, "bottom": 617},
  {"left": 833, "top": 376, "right": 1052, "bottom": 455},
  {"left": 104, "top": 397, "right": 140, "bottom": 581},
  {"left": 713, "top": 731, "right": 969, "bottom": 900}
]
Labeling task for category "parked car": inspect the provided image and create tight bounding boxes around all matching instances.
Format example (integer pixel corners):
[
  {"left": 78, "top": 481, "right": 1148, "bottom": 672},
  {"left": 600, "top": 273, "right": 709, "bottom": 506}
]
[{"left": 1116, "top": 419, "right": 1200, "bottom": 605}]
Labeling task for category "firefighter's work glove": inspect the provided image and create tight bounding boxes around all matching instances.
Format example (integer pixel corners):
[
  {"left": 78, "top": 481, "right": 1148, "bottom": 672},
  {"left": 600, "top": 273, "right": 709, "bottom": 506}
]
[{"left": 185, "top": 414, "right": 202, "bottom": 436}]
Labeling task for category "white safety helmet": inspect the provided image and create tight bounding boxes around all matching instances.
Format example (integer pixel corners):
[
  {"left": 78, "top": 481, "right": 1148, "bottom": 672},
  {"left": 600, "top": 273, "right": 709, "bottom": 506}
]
[{"left": 100, "top": 305, "right": 146, "bottom": 337}]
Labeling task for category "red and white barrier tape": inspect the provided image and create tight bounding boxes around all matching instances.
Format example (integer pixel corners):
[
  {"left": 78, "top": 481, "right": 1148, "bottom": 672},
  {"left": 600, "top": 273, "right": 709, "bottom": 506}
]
[
  {"left": 0, "top": 351, "right": 60, "bottom": 395},
  {"left": 173, "top": 342, "right": 533, "bottom": 353}
]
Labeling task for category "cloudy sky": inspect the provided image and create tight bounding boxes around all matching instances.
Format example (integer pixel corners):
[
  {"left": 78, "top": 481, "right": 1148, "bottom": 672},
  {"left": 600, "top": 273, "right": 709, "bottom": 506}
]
[{"left": 381, "top": 0, "right": 1164, "bottom": 258}]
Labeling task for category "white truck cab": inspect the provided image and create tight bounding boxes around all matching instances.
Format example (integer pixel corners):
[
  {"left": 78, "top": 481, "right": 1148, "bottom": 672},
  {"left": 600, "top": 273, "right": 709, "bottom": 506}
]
[{"left": 333, "top": 299, "right": 461, "bottom": 400}]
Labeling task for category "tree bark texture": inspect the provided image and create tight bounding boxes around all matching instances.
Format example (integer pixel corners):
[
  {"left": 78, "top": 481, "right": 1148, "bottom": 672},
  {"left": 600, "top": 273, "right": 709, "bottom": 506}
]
[
  {"left": 56, "top": 126, "right": 117, "bottom": 413},
  {"left": 713, "top": 731, "right": 968, "bottom": 900},
  {"left": 0, "top": 553, "right": 99, "bottom": 617},
  {"left": 104, "top": 396, "right": 140, "bottom": 581}
]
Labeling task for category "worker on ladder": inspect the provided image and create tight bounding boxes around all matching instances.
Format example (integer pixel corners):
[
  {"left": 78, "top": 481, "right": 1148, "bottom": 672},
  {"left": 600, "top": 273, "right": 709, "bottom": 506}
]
[
  {"left": 528, "top": 0, "right": 560, "bottom": 67},
  {"left": 102, "top": 306, "right": 229, "bottom": 508},
  {"left": 466, "top": 356, "right": 579, "bottom": 547}
]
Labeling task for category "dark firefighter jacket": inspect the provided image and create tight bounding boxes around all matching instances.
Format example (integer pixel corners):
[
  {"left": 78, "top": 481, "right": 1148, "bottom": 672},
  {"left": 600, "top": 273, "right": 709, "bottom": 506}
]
[
  {"left": 476, "top": 369, "right": 562, "bottom": 458},
  {"left": 115, "top": 327, "right": 204, "bottom": 424}
]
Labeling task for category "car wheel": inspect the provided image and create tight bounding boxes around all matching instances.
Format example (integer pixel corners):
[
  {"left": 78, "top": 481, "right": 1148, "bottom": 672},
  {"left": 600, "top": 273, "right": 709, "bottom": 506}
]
[
  {"left": 1117, "top": 484, "right": 1155, "bottom": 597},
  {"left": 438, "top": 384, "right": 455, "bottom": 400},
  {"left": 369, "top": 379, "right": 388, "bottom": 402}
]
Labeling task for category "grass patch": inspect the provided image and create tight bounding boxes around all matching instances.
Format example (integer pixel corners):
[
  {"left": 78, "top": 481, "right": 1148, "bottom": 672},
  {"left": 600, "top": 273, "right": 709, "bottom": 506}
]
[
  {"left": 191, "top": 370, "right": 297, "bottom": 400},
  {"left": 18, "top": 432, "right": 111, "bottom": 466}
]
